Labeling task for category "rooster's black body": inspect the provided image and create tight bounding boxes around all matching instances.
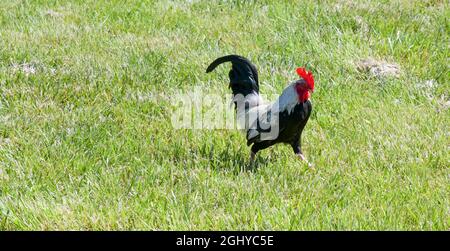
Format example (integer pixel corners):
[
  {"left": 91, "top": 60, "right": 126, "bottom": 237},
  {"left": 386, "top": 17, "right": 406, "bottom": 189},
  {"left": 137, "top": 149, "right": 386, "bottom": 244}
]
[{"left": 206, "top": 55, "right": 313, "bottom": 161}]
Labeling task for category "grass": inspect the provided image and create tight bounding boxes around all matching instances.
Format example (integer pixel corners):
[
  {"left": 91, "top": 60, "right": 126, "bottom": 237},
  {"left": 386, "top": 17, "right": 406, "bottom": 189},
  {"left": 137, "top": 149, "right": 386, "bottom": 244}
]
[{"left": 0, "top": 0, "right": 449, "bottom": 230}]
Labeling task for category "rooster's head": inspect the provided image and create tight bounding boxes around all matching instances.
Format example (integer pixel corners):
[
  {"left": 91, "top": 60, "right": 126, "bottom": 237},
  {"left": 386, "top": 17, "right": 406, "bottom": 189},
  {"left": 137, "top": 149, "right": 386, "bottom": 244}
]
[{"left": 294, "top": 67, "right": 315, "bottom": 103}]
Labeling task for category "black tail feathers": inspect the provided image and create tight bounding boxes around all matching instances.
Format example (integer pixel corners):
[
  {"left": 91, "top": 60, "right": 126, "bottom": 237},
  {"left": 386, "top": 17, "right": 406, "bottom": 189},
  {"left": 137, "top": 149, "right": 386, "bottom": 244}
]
[{"left": 206, "top": 55, "right": 259, "bottom": 95}]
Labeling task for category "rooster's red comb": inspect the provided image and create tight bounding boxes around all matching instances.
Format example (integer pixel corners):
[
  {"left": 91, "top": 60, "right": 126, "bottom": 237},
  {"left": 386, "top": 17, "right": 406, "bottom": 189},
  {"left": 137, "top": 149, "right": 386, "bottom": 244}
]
[{"left": 296, "top": 67, "right": 315, "bottom": 90}]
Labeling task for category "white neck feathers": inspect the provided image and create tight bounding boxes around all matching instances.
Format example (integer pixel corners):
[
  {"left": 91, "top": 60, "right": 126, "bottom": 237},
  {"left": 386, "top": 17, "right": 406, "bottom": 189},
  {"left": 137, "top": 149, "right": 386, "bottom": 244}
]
[{"left": 274, "top": 82, "right": 299, "bottom": 114}]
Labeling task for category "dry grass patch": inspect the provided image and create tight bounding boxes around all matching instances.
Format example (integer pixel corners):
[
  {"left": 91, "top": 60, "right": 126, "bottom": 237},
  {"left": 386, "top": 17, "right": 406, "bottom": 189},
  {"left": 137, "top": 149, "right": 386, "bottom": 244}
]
[{"left": 356, "top": 58, "right": 401, "bottom": 78}]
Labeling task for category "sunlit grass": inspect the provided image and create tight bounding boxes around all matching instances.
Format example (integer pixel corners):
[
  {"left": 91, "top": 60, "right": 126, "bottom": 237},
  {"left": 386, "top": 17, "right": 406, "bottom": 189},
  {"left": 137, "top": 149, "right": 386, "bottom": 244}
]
[{"left": 0, "top": 0, "right": 448, "bottom": 230}]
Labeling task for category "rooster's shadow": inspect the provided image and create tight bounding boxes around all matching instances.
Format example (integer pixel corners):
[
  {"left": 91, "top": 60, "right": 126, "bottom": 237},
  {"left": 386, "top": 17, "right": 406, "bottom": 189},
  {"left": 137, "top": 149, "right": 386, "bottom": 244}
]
[{"left": 209, "top": 149, "right": 272, "bottom": 174}]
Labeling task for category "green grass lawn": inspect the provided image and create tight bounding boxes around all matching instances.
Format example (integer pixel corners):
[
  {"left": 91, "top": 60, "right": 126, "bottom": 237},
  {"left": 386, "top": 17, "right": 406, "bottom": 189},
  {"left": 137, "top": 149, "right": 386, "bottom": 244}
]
[{"left": 0, "top": 0, "right": 448, "bottom": 230}]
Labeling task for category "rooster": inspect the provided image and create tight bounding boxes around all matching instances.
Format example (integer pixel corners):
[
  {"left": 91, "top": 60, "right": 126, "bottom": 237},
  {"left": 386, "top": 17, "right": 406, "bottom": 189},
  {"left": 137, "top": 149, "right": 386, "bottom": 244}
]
[{"left": 206, "top": 55, "right": 315, "bottom": 163}]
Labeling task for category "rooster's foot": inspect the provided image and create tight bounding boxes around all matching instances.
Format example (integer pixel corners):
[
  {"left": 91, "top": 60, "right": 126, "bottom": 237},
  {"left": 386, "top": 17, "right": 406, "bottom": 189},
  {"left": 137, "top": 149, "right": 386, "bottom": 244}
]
[{"left": 296, "top": 153, "right": 312, "bottom": 167}]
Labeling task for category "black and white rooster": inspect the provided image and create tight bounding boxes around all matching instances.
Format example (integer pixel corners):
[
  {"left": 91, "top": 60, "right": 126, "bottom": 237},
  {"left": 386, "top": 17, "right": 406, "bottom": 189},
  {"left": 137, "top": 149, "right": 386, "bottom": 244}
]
[{"left": 206, "top": 55, "right": 315, "bottom": 163}]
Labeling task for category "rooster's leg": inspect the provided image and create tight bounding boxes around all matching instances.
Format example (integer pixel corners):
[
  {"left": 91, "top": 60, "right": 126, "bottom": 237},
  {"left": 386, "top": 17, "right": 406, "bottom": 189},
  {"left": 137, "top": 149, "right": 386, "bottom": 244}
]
[
  {"left": 249, "top": 151, "right": 256, "bottom": 162},
  {"left": 292, "top": 141, "right": 305, "bottom": 160},
  {"left": 292, "top": 141, "right": 312, "bottom": 166},
  {"left": 296, "top": 153, "right": 307, "bottom": 161},
  {"left": 296, "top": 153, "right": 312, "bottom": 167},
  {"left": 296, "top": 153, "right": 313, "bottom": 167}
]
